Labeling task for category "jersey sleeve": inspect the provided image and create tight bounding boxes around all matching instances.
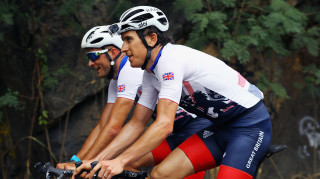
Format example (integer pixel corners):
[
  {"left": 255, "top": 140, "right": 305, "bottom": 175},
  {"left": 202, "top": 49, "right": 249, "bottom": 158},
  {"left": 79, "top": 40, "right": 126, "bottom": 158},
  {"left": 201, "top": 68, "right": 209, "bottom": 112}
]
[
  {"left": 156, "top": 55, "right": 184, "bottom": 104},
  {"left": 137, "top": 71, "right": 158, "bottom": 110},
  {"left": 107, "top": 79, "right": 117, "bottom": 103},
  {"left": 116, "top": 63, "right": 143, "bottom": 101}
]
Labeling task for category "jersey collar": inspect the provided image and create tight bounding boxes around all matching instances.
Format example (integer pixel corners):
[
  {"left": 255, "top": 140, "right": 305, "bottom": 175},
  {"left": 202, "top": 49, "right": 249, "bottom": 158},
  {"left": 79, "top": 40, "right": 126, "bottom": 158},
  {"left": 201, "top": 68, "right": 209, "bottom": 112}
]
[
  {"left": 115, "top": 56, "right": 128, "bottom": 79},
  {"left": 149, "top": 46, "right": 164, "bottom": 73}
]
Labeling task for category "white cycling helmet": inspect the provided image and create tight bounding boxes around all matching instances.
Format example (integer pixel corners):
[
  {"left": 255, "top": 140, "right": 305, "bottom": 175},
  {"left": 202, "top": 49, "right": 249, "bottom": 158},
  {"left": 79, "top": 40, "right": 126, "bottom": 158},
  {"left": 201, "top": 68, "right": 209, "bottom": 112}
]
[
  {"left": 118, "top": 6, "right": 169, "bottom": 34},
  {"left": 81, "top": 25, "right": 123, "bottom": 49}
]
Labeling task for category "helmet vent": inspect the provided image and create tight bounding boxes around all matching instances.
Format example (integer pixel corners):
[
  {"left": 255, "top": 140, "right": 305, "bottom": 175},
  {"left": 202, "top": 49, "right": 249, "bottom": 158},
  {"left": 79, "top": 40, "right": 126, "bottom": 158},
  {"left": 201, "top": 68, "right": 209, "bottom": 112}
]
[
  {"left": 121, "top": 24, "right": 132, "bottom": 30},
  {"left": 122, "top": 9, "right": 144, "bottom": 22},
  {"left": 132, "top": 13, "right": 154, "bottom": 22},
  {"left": 157, "top": 12, "right": 164, "bottom": 16},
  {"left": 91, "top": 37, "right": 103, "bottom": 44},
  {"left": 158, "top": 17, "right": 168, "bottom": 25}
]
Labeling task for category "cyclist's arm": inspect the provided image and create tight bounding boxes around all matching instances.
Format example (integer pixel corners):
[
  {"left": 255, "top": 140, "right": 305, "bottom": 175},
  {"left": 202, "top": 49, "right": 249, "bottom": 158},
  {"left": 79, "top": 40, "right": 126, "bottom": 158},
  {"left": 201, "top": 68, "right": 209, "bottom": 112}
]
[
  {"left": 56, "top": 102, "right": 114, "bottom": 170},
  {"left": 82, "top": 97, "right": 135, "bottom": 160},
  {"left": 93, "top": 103, "right": 154, "bottom": 161},
  {"left": 114, "top": 98, "right": 177, "bottom": 165},
  {"left": 81, "top": 99, "right": 176, "bottom": 178}
]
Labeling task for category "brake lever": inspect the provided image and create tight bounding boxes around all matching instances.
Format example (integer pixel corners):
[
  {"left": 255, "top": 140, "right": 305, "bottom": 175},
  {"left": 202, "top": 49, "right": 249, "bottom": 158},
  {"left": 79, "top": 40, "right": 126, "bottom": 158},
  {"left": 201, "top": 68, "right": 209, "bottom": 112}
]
[{"left": 90, "top": 161, "right": 100, "bottom": 179}]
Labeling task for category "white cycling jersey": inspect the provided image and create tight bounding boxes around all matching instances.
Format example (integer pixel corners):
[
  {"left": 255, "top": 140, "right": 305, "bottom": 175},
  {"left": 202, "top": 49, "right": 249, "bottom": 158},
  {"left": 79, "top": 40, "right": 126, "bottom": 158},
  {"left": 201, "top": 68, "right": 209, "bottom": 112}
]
[
  {"left": 106, "top": 55, "right": 200, "bottom": 129},
  {"left": 138, "top": 43, "right": 264, "bottom": 121},
  {"left": 107, "top": 56, "right": 143, "bottom": 103}
]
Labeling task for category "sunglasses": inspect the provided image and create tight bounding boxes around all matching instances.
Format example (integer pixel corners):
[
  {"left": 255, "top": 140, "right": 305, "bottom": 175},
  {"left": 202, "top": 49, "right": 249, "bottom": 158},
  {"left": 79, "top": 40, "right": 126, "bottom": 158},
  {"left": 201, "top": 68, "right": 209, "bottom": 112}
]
[
  {"left": 108, "top": 23, "right": 121, "bottom": 34},
  {"left": 87, "top": 49, "right": 110, "bottom": 62},
  {"left": 108, "top": 21, "right": 136, "bottom": 35}
]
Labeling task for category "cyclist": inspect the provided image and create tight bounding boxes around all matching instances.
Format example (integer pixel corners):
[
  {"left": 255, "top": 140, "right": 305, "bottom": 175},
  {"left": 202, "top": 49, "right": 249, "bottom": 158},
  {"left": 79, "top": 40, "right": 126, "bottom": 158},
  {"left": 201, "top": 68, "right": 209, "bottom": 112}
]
[
  {"left": 61, "top": 25, "right": 211, "bottom": 178},
  {"left": 57, "top": 25, "right": 143, "bottom": 170},
  {"left": 73, "top": 6, "right": 272, "bottom": 179}
]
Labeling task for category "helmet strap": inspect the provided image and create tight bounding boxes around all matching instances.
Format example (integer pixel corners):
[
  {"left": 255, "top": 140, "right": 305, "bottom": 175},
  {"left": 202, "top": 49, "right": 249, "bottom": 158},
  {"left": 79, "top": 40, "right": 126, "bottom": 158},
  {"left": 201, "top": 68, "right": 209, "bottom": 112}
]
[
  {"left": 102, "top": 47, "right": 122, "bottom": 79},
  {"left": 137, "top": 30, "right": 158, "bottom": 70}
]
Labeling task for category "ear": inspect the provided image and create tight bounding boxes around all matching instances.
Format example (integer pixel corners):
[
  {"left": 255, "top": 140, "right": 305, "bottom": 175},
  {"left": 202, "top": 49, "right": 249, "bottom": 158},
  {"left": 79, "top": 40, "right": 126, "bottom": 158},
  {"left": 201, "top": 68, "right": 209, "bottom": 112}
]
[
  {"left": 110, "top": 47, "right": 120, "bottom": 58},
  {"left": 146, "top": 33, "right": 158, "bottom": 47}
]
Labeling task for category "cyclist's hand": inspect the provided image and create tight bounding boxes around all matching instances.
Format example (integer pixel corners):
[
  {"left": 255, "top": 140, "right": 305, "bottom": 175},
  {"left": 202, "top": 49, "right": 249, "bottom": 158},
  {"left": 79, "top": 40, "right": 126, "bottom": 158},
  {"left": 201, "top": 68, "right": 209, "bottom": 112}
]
[
  {"left": 89, "top": 159, "right": 124, "bottom": 179},
  {"left": 56, "top": 162, "right": 76, "bottom": 170},
  {"left": 72, "top": 160, "right": 94, "bottom": 179}
]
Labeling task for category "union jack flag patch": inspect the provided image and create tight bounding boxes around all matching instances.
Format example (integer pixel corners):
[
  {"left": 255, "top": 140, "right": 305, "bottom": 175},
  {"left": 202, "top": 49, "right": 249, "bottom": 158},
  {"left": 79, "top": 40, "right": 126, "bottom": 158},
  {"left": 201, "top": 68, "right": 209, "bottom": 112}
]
[
  {"left": 162, "top": 72, "right": 174, "bottom": 81},
  {"left": 118, "top": 84, "right": 126, "bottom": 92}
]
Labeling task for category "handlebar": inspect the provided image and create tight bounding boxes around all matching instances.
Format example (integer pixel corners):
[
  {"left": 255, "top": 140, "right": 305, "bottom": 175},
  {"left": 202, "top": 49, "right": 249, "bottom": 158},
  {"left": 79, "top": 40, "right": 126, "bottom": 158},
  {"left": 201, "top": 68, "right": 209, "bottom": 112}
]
[{"left": 34, "top": 162, "right": 148, "bottom": 179}]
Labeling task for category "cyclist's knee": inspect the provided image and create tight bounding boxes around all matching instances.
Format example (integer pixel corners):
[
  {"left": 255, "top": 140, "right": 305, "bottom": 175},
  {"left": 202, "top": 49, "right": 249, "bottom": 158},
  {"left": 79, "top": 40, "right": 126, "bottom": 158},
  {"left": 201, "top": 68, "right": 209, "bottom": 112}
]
[
  {"left": 126, "top": 161, "right": 140, "bottom": 170},
  {"left": 150, "top": 165, "right": 172, "bottom": 179}
]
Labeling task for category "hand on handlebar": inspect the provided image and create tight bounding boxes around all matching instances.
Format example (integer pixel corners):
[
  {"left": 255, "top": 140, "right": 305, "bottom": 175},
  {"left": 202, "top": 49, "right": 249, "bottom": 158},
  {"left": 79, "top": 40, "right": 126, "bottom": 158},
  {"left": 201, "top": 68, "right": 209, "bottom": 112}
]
[
  {"left": 72, "top": 159, "right": 95, "bottom": 179},
  {"left": 56, "top": 162, "right": 76, "bottom": 170},
  {"left": 88, "top": 159, "right": 124, "bottom": 179},
  {"left": 36, "top": 161, "right": 148, "bottom": 179}
]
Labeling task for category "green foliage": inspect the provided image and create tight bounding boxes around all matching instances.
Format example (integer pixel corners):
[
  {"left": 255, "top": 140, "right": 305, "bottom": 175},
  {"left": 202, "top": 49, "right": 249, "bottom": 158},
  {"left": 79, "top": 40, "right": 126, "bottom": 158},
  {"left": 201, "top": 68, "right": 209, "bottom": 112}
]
[
  {"left": 210, "top": 0, "right": 236, "bottom": 8},
  {"left": 266, "top": 0, "right": 307, "bottom": 34},
  {"left": 36, "top": 48, "right": 47, "bottom": 62},
  {"left": 58, "top": 0, "right": 96, "bottom": 16},
  {"left": 0, "top": 89, "right": 19, "bottom": 108},
  {"left": 36, "top": 47, "right": 70, "bottom": 91},
  {"left": 292, "top": 27, "right": 320, "bottom": 56},
  {"left": 315, "top": 14, "right": 320, "bottom": 22},
  {"left": 257, "top": 72, "right": 290, "bottom": 99},
  {"left": 57, "top": 0, "right": 96, "bottom": 34},
  {"left": 0, "top": 89, "right": 19, "bottom": 123},
  {"left": 0, "top": 2, "right": 18, "bottom": 25},
  {"left": 108, "top": 0, "right": 134, "bottom": 20},
  {"left": 42, "top": 64, "right": 70, "bottom": 91},
  {"left": 220, "top": 39, "right": 250, "bottom": 63},
  {"left": 38, "top": 110, "right": 48, "bottom": 125},
  {"left": 186, "top": 11, "right": 228, "bottom": 49},
  {"left": 173, "top": 0, "right": 319, "bottom": 61},
  {"left": 173, "top": 0, "right": 202, "bottom": 20},
  {"left": 303, "top": 64, "right": 320, "bottom": 85}
]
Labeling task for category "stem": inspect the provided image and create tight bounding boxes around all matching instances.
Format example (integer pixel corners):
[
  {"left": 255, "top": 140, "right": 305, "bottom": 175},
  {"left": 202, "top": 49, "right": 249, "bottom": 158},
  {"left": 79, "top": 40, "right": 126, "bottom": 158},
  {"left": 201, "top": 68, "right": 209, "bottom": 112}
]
[
  {"left": 206, "top": 0, "right": 212, "bottom": 12},
  {"left": 0, "top": 106, "right": 11, "bottom": 179},
  {"left": 1, "top": 149, "right": 7, "bottom": 179},
  {"left": 26, "top": 96, "right": 39, "bottom": 178},
  {"left": 234, "top": 0, "right": 246, "bottom": 37}
]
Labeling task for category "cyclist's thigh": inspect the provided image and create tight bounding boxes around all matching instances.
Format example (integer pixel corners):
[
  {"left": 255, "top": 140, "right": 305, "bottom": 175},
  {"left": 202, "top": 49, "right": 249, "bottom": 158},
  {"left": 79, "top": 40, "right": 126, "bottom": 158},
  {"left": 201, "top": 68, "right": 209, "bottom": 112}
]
[
  {"left": 178, "top": 124, "right": 224, "bottom": 173},
  {"left": 152, "top": 117, "right": 212, "bottom": 165},
  {"left": 172, "top": 117, "right": 213, "bottom": 147},
  {"left": 151, "top": 148, "right": 195, "bottom": 178},
  {"left": 219, "top": 118, "right": 272, "bottom": 178}
]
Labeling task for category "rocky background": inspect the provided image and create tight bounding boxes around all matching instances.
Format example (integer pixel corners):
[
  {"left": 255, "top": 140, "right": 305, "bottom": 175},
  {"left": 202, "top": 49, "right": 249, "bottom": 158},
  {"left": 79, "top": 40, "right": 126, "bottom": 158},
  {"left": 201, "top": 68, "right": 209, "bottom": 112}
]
[{"left": 0, "top": 0, "right": 319, "bottom": 178}]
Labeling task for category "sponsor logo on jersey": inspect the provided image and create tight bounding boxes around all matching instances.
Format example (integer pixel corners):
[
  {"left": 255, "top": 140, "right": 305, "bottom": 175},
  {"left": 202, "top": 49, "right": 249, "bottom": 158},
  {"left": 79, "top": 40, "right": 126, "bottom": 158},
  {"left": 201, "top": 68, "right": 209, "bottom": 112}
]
[
  {"left": 203, "top": 130, "right": 214, "bottom": 138},
  {"left": 162, "top": 72, "right": 174, "bottom": 81},
  {"left": 118, "top": 84, "right": 126, "bottom": 92}
]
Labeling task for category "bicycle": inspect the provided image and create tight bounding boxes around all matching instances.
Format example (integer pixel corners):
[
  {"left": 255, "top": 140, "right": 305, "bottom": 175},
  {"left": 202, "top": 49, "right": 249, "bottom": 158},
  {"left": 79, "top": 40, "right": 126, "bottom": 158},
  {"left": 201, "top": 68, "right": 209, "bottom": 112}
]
[
  {"left": 253, "top": 144, "right": 287, "bottom": 179},
  {"left": 34, "top": 161, "right": 148, "bottom": 179},
  {"left": 35, "top": 144, "right": 287, "bottom": 179}
]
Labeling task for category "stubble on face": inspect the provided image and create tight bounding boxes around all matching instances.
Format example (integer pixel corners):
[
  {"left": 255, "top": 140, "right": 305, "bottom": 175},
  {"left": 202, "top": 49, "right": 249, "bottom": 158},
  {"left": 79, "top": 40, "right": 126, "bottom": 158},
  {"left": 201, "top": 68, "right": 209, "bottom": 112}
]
[
  {"left": 87, "top": 48, "right": 111, "bottom": 78},
  {"left": 121, "top": 31, "right": 147, "bottom": 68}
]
